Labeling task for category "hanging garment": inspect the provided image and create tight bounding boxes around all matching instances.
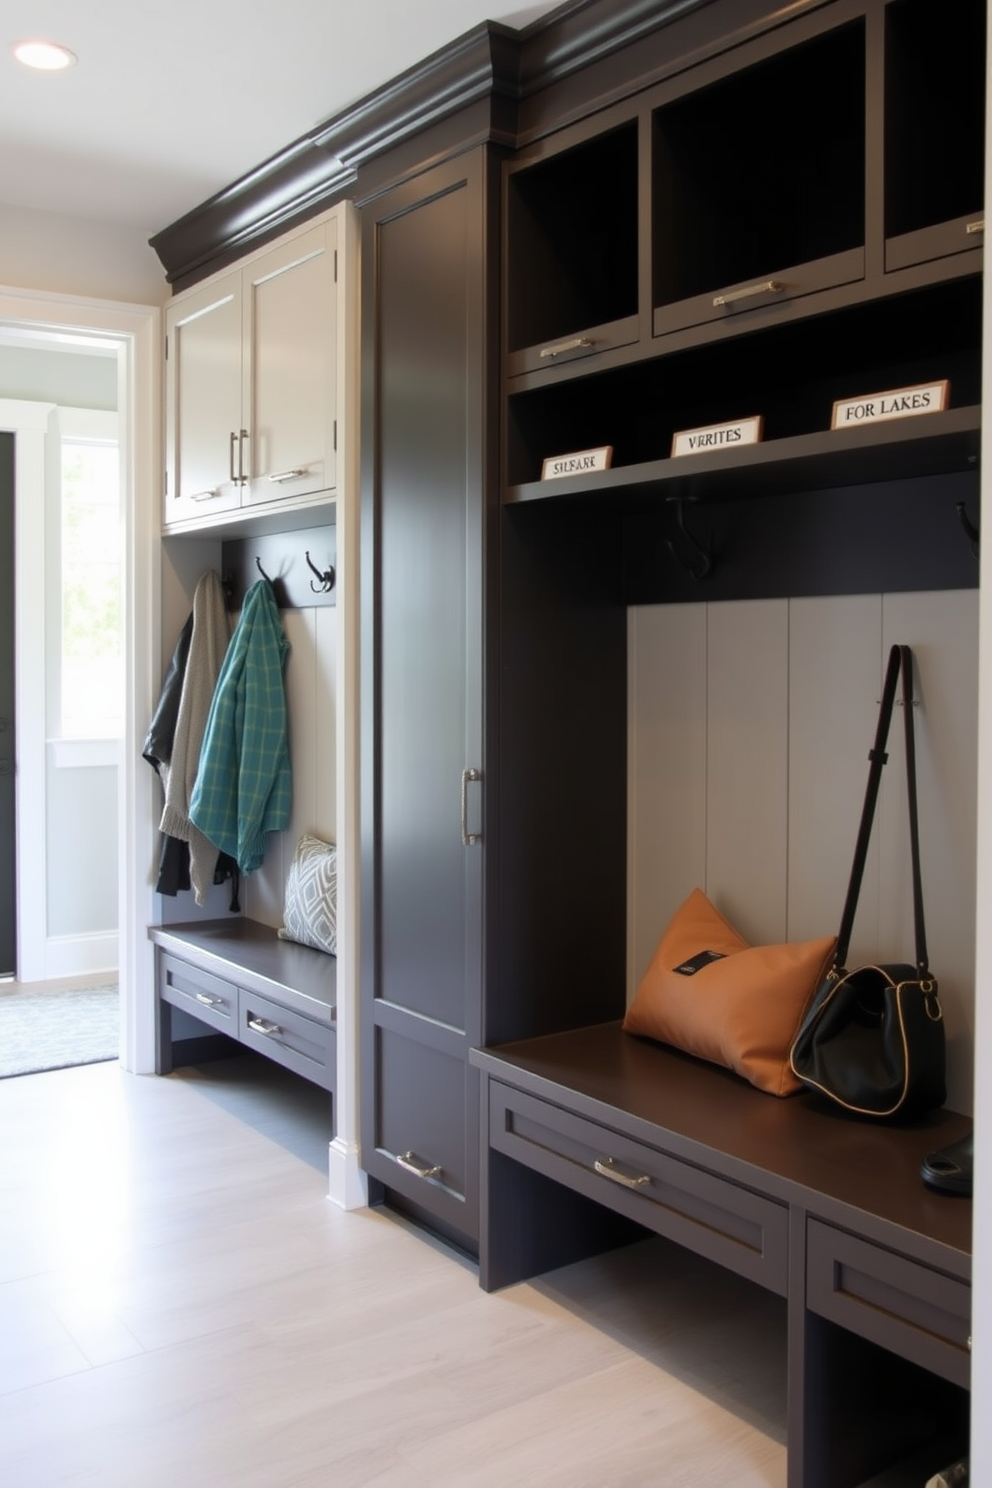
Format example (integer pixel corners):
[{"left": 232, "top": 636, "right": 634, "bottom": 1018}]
[
  {"left": 189, "top": 578, "right": 292, "bottom": 876},
  {"left": 158, "top": 570, "right": 233, "bottom": 904}
]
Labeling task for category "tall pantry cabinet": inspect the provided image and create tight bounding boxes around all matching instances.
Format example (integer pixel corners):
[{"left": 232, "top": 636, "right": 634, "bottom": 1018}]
[{"left": 358, "top": 149, "right": 496, "bottom": 1249}]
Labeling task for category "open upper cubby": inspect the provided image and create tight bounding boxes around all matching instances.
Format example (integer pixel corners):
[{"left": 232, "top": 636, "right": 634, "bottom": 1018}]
[
  {"left": 652, "top": 18, "right": 866, "bottom": 337},
  {"left": 505, "top": 275, "right": 982, "bottom": 502},
  {"left": 505, "top": 119, "right": 639, "bottom": 376},
  {"left": 884, "top": 0, "right": 987, "bottom": 271}
]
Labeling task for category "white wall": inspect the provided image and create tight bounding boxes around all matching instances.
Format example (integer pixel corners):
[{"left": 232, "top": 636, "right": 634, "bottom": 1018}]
[
  {"left": 629, "top": 590, "right": 979, "bottom": 1115},
  {"left": 0, "top": 202, "right": 167, "bottom": 307}
]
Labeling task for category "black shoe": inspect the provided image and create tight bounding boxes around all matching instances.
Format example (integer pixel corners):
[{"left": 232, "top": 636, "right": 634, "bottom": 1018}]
[{"left": 921, "top": 1132, "right": 973, "bottom": 1196}]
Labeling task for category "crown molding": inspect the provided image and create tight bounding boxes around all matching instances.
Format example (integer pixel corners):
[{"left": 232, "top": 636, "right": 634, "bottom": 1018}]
[{"left": 149, "top": 0, "right": 716, "bottom": 287}]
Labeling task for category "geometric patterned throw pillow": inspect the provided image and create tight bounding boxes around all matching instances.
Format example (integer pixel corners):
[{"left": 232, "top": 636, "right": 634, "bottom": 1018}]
[{"left": 277, "top": 832, "right": 337, "bottom": 955}]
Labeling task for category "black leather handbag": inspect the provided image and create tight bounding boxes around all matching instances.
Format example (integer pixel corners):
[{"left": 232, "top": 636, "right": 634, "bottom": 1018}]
[{"left": 789, "top": 645, "right": 946, "bottom": 1119}]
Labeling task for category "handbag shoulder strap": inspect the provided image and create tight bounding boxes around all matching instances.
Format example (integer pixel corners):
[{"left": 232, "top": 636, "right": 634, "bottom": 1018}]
[{"left": 834, "top": 644, "right": 930, "bottom": 976}]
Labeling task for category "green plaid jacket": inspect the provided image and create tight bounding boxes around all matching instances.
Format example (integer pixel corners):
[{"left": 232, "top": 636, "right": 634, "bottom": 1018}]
[{"left": 189, "top": 579, "right": 291, "bottom": 874}]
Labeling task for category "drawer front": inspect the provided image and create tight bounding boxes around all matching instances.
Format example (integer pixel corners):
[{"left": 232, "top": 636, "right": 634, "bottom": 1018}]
[
  {"left": 652, "top": 247, "right": 865, "bottom": 339},
  {"left": 490, "top": 1082, "right": 788, "bottom": 1295},
  {"left": 372, "top": 1026, "right": 470, "bottom": 1210},
  {"left": 507, "top": 314, "right": 641, "bottom": 380},
  {"left": 806, "top": 1220, "right": 971, "bottom": 1388},
  {"left": 239, "top": 988, "right": 336, "bottom": 1092},
  {"left": 159, "top": 953, "right": 237, "bottom": 1035}
]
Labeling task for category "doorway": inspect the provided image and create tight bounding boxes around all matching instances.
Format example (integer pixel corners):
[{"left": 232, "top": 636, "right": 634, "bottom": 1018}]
[{"left": 0, "top": 289, "right": 160, "bottom": 1074}]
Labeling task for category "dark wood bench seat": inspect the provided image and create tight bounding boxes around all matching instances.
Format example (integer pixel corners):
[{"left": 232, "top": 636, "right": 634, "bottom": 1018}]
[
  {"left": 150, "top": 918, "right": 336, "bottom": 1096},
  {"left": 471, "top": 1021, "right": 972, "bottom": 1488}
]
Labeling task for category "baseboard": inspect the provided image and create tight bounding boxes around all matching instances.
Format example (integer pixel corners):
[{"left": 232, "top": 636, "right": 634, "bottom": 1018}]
[
  {"left": 43, "top": 930, "right": 118, "bottom": 981},
  {"left": 327, "top": 1135, "right": 369, "bottom": 1210}
]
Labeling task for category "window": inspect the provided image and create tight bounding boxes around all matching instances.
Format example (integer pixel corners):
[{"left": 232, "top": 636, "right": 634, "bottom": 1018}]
[{"left": 57, "top": 412, "right": 122, "bottom": 742}]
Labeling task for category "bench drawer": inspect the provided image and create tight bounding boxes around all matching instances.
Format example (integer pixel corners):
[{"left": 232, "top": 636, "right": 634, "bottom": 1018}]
[
  {"left": 159, "top": 952, "right": 237, "bottom": 1035},
  {"left": 490, "top": 1081, "right": 788, "bottom": 1294},
  {"left": 239, "top": 987, "right": 336, "bottom": 1092},
  {"left": 806, "top": 1220, "right": 970, "bottom": 1388}
]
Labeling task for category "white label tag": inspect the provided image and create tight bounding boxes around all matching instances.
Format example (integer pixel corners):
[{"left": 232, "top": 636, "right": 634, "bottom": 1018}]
[
  {"left": 671, "top": 416, "right": 763, "bottom": 458},
  {"left": 831, "top": 380, "right": 949, "bottom": 430},
  {"left": 541, "top": 445, "right": 613, "bottom": 481}
]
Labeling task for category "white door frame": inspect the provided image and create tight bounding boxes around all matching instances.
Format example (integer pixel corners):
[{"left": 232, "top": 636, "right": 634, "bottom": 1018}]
[{"left": 0, "top": 285, "right": 160, "bottom": 1073}]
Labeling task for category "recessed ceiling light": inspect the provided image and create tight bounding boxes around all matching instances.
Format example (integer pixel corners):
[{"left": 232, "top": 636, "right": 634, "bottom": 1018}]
[{"left": 13, "top": 39, "right": 77, "bottom": 71}]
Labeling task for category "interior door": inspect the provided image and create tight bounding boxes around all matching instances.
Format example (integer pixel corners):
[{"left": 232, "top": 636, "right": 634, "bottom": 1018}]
[{"left": 0, "top": 431, "right": 15, "bottom": 975}]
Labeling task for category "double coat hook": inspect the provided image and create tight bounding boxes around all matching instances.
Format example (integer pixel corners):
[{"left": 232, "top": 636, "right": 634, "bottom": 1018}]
[
  {"left": 305, "top": 551, "right": 335, "bottom": 593},
  {"left": 666, "top": 497, "right": 713, "bottom": 580}
]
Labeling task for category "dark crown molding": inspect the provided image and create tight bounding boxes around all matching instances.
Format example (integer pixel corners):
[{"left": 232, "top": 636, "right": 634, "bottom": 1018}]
[{"left": 150, "top": 0, "right": 714, "bottom": 288}]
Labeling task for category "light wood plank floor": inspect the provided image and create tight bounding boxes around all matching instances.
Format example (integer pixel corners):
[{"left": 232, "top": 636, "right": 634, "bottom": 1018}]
[{"left": 0, "top": 1055, "right": 787, "bottom": 1487}]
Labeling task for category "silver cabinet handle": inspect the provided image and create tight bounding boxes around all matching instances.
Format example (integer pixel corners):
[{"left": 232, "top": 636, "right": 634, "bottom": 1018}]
[
  {"left": 594, "top": 1157, "right": 651, "bottom": 1190},
  {"left": 190, "top": 489, "right": 223, "bottom": 502},
  {"left": 194, "top": 992, "right": 223, "bottom": 1008},
  {"left": 267, "top": 468, "right": 309, "bottom": 483},
  {"left": 397, "top": 1151, "right": 442, "bottom": 1181},
  {"left": 461, "top": 768, "right": 481, "bottom": 846},
  {"left": 229, "top": 430, "right": 238, "bottom": 484},
  {"left": 238, "top": 429, "right": 249, "bottom": 485},
  {"left": 539, "top": 336, "right": 594, "bottom": 359},
  {"left": 967, "top": 220, "right": 985, "bottom": 235},
  {"left": 713, "top": 280, "right": 784, "bottom": 307},
  {"left": 247, "top": 1016, "right": 282, "bottom": 1037}
]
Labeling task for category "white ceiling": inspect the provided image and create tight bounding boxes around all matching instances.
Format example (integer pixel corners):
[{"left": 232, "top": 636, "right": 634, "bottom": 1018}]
[{"left": 0, "top": 1, "right": 562, "bottom": 238}]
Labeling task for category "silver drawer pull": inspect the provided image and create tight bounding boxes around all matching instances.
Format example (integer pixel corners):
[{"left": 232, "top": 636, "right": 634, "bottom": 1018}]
[
  {"left": 967, "top": 220, "right": 984, "bottom": 235},
  {"left": 713, "top": 280, "right": 784, "bottom": 307},
  {"left": 248, "top": 1016, "right": 282, "bottom": 1037},
  {"left": 594, "top": 1157, "right": 651, "bottom": 1190},
  {"left": 539, "top": 336, "right": 594, "bottom": 359},
  {"left": 397, "top": 1151, "right": 442, "bottom": 1181},
  {"left": 194, "top": 992, "right": 223, "bottom": 1008},
  {"left": 190, "top": 489, "right": 223, "bottom": 502},
  {"left": 267, "top": 468, "right": 309, "bottom": 483}
]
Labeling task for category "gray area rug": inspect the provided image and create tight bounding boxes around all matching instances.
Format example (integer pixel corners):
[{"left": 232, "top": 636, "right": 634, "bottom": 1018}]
[{"left": 0, "top": 984, "right": 119, "bottom": 1078}]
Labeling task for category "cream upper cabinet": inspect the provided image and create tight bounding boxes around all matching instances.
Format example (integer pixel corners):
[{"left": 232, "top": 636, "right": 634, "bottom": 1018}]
[{"left": 164, "top": 212, "right": 339, "bottom": 530}]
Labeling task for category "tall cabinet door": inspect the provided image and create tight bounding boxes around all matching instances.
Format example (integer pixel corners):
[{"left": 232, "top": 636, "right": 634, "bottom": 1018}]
[{"left": 360, "top": 149, "right": 492, "bottom": 1249}]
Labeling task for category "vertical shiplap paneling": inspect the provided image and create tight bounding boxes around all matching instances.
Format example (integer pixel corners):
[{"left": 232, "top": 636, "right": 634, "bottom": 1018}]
[
  {"left": 881, "top": 591, "right": 978, "bottom": 1112},
  {"left": 706, "top": 600, "right": 790, "bottom": 943},
  {"left": 627, "top": 604, "right": 707, "bottom": 998},
  {"left": 787, "top": 595, "right": 882, "bottom": 958}
]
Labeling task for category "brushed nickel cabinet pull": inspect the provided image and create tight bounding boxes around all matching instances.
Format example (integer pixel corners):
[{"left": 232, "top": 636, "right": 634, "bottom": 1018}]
[
  {"left": 238, "top": 429, "right": 249, "bottom": 485},
  {"left": 461, "top": 768, "right": 481, "bottom": 846},
  {"left": 397, "top": 1151, "right": 442, "bottom": 1180},
  {"left": 191, "top": 489, "right": 223, "bottom": 502},
  {"left": 248, "top": 1016, "right": 282, "bottom": 1037},
  {"left": 539, "top": 336, "right": 594, "bottom": 359},
  {"left": 594, "top": 1157, "right": 651, "bottom": 1190},
  {"left": 267, "top": 468, "right": 308, "bottom": 483},
  {"left": 713, "top": 280, "right": 784, "bottom": 307},
  {"left": 194, "top": 992, "right": 223, "bottom": 1008},
  {"left": 229, "top": 430, "right": 238, "bottom": 484},
  {"left": 966, "top": 219, "right": 985, "bottom": 235}
]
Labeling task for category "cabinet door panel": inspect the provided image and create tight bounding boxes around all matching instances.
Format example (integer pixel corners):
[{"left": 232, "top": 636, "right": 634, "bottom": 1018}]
[
  {"left": 376, "top": 181, "right": 481, "bottom": 1033},
  {"left": 242, "top": 224, "right": 337, "bottom": 506},
  {"left": 165, "top": 276, "right": 243, "bottom": 523}
]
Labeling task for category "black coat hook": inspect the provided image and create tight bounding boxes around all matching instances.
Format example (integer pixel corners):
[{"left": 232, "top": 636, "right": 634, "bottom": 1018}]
[
  {"left": 666, "top": 497, "right": 713, "bottom": 580},
  {"left": 956, "top": 500, "right": 979, "bottom": 559},
  {"left": 305, "top": 551, "right": 335, "bottom": 593},
  {"left": 255, "top": 555, "right": 274, "bottom": 583}
]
